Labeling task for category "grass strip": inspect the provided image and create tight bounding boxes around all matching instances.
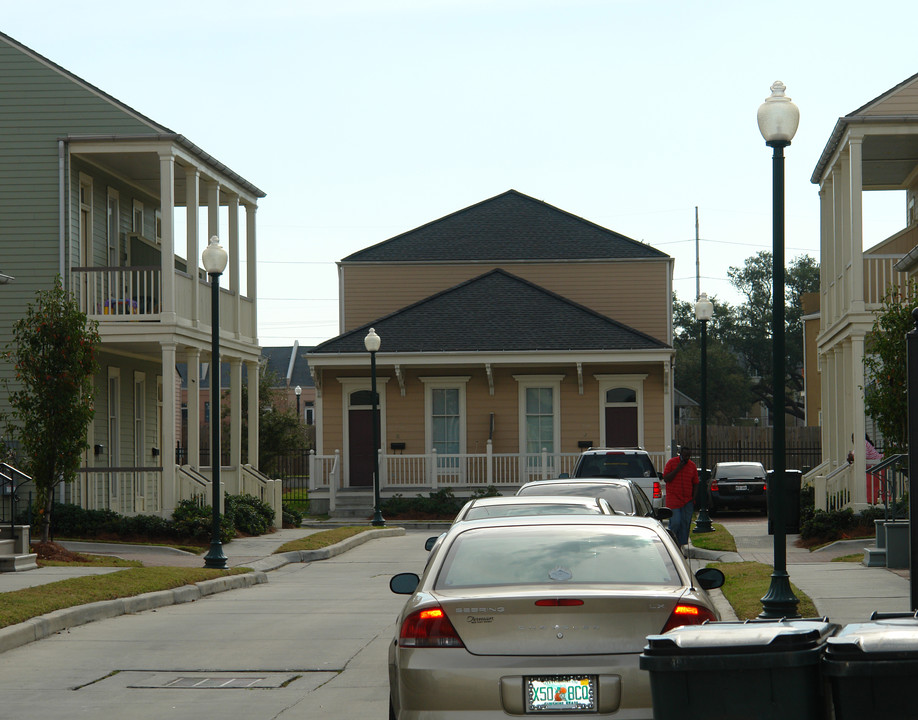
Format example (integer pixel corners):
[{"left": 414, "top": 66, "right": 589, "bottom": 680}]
[
  {"left": 832, "top": 553, "right": 864, "bottom": 563},
  {"left": 274, "top": 526, "right": 377, "bottom": 554},
  {"left": 39, "top": 555, "right": 143, "bottom": 568},
  {"left": 709, "top": 561, "right": 819, "bottom": 620},
  {"left": 688, "top": 522, "right": 737, "bottom": 553},
  {"left": 0, "top": 567, "right": 248, "bottom": 629}
]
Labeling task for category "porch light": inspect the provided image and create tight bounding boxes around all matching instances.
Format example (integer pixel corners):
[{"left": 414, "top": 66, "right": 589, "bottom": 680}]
[{"left": 202, "top": 235, "right": 228, "bottom": 275}]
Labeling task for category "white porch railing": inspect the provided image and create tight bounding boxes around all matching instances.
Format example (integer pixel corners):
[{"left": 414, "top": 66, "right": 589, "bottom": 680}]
[
  {"left": 176, "top": 465, "right": 210, "bottom": 507},
  {"left": 309, "top": 447, "right": 670, "bottom": 493},
  {"left": 242, "top": 464, "right": 283, "bottom": 528},
  {"left": 74, "top": 467, "right": 164, "bottom": 515},
  {"left": 72, "top": 266, "right": 161, "bottom": 319}
]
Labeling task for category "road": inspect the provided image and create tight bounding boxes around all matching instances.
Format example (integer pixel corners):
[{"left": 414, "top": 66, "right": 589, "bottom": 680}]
[{"left": 0, "top": 530, "right": 431, "bottom": 719}]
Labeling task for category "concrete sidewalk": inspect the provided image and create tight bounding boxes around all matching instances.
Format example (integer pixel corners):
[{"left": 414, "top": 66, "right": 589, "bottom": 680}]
[{"left": 690, "top": 516, "right": 912, "bottom": 626}]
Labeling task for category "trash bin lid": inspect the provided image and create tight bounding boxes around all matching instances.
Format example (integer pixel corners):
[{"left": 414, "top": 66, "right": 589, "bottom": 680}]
[
  {"left": 826, "top": 618, "right": 918, "bottom": 659},
  {"left": 644, "top": 619, "right": 838, "bottom": 656}
]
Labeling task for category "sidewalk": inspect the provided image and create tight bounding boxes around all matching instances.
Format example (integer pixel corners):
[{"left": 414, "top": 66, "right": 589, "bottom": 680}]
[{"left": 692, "top": 516, "right": 912, "bottom": 626}]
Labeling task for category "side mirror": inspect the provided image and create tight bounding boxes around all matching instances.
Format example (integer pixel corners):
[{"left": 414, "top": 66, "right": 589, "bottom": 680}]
[
  {"left": 424, "top": 536, "right": 439, "bottom": 551},
  {"left": 654, "top": 507, "right": 673, "bottom": 521},
  {"left": 390, "top": 572, "right": 420, "bottom": 595},
  {"left": 694, "top": 567, "right": 725, "bottom": 590}
]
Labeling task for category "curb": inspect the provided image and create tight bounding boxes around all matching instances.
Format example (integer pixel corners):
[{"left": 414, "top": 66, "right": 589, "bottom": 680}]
[{"left": 0, "top": 527, "right": 405, "bottom": 654}]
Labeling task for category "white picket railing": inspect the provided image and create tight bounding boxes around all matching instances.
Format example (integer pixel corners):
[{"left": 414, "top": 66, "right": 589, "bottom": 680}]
[{"left": 72, "top": 266, "right": 161, "bottom": 319}]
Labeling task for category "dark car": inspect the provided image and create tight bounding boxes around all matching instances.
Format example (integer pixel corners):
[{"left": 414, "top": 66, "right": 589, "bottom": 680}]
[
  {"left": 516, "top": 478, "right": 671, "bottom": 523},
  {"left": 709, "top": 461, "right": 767, "bottom": 513}
]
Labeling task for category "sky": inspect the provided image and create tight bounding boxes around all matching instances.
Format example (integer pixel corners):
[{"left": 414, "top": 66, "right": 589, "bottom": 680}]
[{"left": 4, "top": 1, "right": 916, "bottom": 346}]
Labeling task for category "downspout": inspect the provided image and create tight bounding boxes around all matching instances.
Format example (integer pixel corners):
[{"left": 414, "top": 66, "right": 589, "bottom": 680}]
[{"left": 59, "top": 139, "right": 66, "bottom": 280}]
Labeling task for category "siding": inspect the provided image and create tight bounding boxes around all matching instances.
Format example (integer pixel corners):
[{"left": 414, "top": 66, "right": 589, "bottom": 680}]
[
  {"left": 861, "top": 79, "right": 918, "bottom": 116},
  {"left": 341, "top": 260, "right": 670, "bottom": 342}
]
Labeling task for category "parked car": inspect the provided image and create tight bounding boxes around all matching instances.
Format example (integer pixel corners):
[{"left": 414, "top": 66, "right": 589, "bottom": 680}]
[
  {"left": 709, "top": 461, "right": 768, "bottom": 513},
  {"left": 567, "top": 448, "right": 665, "bottom": 508},
  {"left": 388, "top": 515, "right": 724, "bottom": 719},
  {"left": 516, "top": 477, "right": 671, "bottom": 522}
]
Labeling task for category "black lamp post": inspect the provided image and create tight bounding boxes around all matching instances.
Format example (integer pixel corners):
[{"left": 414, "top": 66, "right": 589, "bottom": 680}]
[
  {"left": 364, "top": 328, "right": 385, "bottom": 527},
  {"left": 202, "top": 236, "right": 228, "bottom": 569},
  {"left": 907, "top": 309, "right": 918, "bottom": 609},
  {"left": 295, "top": 384, "right": 302, "bottom": 420},
  {"left": 693, "top": 292, "right": 714, "bottom": 534},
  {"left": 757, "top": 81, "right": 800, "bottom": 618}
]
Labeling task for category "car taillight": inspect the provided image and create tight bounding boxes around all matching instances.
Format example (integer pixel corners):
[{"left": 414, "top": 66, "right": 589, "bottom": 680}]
[
  {"left": 659, "top": 603, "right": 717, "bottom": 633},
  {"left": 535, "top": 598, "right": 584, "bottom": 607},
  {"left": 710, "top": 479, "right": 718, "bottom": 491},
  {"left": 653, "top": 481, "right": 662, "bottom": 499},
  {"left": 399, "top": 605, "right": 465, "bottom": 648}
]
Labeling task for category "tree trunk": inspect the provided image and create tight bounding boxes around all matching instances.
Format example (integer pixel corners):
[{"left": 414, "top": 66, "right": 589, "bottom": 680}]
[{"left": 40, "top": 491, "right": 53, "bottom": 543}]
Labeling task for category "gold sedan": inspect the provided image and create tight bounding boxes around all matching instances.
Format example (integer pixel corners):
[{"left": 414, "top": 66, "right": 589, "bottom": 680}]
[{"left": 388, "top": 515, "right": 724, "bottom": 719}]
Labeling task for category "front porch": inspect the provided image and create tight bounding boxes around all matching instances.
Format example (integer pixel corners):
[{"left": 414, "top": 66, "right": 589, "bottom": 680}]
[{"left": 306, "top": 447, "right": 669, "bottom": 516}]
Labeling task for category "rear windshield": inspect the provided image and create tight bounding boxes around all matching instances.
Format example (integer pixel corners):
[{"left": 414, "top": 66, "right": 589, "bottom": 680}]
[
  {"left": 517, "top": 483, "right": 634, "bottom": 514},
  {"left": 435, "top": 525, "right": 680, "bottom": 589},
  {"left": 574, "top": 453, "right": 655, "bottom": 479},
  {"left": 714, "top": 464, "right": 766, "bottom": 480},
  {"left": 463, "top": 503, "right": 604, "bottom": 521}
]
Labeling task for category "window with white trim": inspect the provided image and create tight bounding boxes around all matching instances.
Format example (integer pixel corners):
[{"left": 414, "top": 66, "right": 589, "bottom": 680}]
[
  {"left": 108, "top": 367, "right": 120, "bottom": 497},
  {"left": 134, "top": 372, "right": 146, "bottom": 497},
  {"left": 420, "top": 377, "right": 469, "bottom": 475},
  {"left": 514, "top": 375, "right": 563, "bottom": 476},
  {"left": 132, "top": 200, "right": 144, "bottom": 234}
]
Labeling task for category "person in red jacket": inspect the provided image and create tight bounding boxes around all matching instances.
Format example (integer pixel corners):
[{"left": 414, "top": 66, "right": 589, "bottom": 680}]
[{"left": 662, "top": 446, "right": 699, "bottom": 549}]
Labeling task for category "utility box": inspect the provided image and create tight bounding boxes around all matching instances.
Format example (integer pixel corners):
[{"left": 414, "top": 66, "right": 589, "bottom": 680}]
[
  {"left": 823, "top": 612, "right": 918, "bottom": 719},
  {"left": 767, "top": 469, "right": 803, "bottom": 535},
  {"left": 640, "top": 619, "right": 838, "bottom": 720}
]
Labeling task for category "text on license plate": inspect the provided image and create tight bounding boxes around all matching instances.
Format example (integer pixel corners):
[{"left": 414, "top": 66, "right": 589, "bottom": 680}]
[
  {"left": 527, "top": 675, "right": 596, "bottom": 712},
  {"left": 734, "top": 484, "right": 748, "bottom": 491}
]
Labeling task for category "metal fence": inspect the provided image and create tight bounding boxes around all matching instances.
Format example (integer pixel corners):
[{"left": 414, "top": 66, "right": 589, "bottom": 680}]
[{"left": 674, "top": 425, "right": 822, "bottom": 472}]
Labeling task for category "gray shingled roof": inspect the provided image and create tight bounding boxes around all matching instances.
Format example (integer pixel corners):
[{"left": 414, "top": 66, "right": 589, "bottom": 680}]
[
  {"left": 309, "top": 269, "right": 669, "bottom": 354},
  {"left": 341, "top": 190, "right": 668, "bottom": 262}
]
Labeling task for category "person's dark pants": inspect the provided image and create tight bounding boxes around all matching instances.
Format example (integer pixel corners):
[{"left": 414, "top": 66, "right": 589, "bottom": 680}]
[{"left": 669, "top": 501, "right": 694, "bottom": 546}]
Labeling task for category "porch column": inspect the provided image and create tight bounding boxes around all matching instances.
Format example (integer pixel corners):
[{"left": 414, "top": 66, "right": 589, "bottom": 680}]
[
  {"left": 186, "top": 347, "right": 201, "bottom": 469},
  {"left": 246, "top": 359, "right": 259, "bottom": 469},
  {"left": 185, "top": 168, "right": 201, "bottom": 327},
  {"left": 158, "top": 152, "right": 176, "bottom": 322},
  {"left": 818, "top": 182, "right": 832, "bottom": 327},
  {"left": 230, "top": 356, "right": 243, "bottom": 491},
  {"left": 206, "top": 181, "right": 221, "bottom": 239},
  {"left": 228, "top": 195, "right": 241, "bottom": 338},
  {"left": 848, "top": 137, "right": 865, "bottom": 311},
  {"left": 245, "top": 203, "right": 257, "bottom": 334},
  {"left": 825, "top": 347, "right": 838, "bottom": 470},
  {"left": 831, "top": 163, "right": 846, "bottom": 318},
  {"left": 851, "top": 334, "right": 868, "bottom": 506},
  {"left": 162, "top": 342, "right": 178, "bottom": 514}
]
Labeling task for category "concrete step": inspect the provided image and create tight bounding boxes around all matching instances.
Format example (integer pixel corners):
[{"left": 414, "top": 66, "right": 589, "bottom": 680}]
[
  {"left": 863, "top": 546, "right": 887, "bottom": 567},
  {"left": 0, "top": 553, "right": 38, "bottom": 572}
]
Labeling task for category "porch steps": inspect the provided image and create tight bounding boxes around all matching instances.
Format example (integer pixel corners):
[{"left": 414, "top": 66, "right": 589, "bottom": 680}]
[
  {"left": 0, "top": 538, "right": 38, "bottom": 573},
  {"left": 863, "top": 546, "right": 887, "bottom": 567},
  {"left": 329, "top": 492, "right": 375, "bottom": 520}
]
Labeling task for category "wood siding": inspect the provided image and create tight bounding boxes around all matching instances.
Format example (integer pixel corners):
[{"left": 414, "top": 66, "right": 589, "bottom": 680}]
[
  {"left": 862, "top": 79, "right": 918, "bottom": 116},
  {"left": 341, "top": 261, "right": 671, "bottom": 342}
]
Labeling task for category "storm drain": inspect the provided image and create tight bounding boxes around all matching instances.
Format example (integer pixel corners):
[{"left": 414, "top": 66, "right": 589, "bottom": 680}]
[{"left": 124, "top": 672, "right": 309, "bottom": 689}]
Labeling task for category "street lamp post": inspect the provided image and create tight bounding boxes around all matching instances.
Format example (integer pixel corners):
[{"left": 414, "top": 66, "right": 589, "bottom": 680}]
[
  {"left": 757, "top": 81, "right": 800, "bottom": 618},
  {"left": 202, "top": 236, "right": 228, "bottom": 570},
  {"left": 364, "top": 328, "right": 385, "bottom": 527},
  {"left": 693, "top": 292, "right": 714, "bottom": 534},
  {"left": 295, "top": 384, "right": 302, "bottom": 421}
]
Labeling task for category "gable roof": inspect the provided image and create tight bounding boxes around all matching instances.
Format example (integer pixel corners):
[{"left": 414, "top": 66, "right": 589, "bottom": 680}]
[
  {"left": 309, "top": 269, "right": 669, "bottom": 355},
  {"left": 341, "top": 190, "right": 668, "bottom": 263},
  {"left": 0, "top": 31, "right": 265, "bottom": 198},
  {"left": 811, "top": 72, "right": 918, "bottom": 184}
]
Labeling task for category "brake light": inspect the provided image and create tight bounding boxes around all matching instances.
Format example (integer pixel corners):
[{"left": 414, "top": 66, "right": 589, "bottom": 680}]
[
  {"left": 710, "top": 479, "right": 718, "bottom": 492},
  {"left": 660, "top": 603, "right": 717, "bottom": 633},
  {"left": 399, "top": 605, "right": 465, "bottom": 648},
  {"left": 653, "top": 481, "right": 662, "bottom": 499},
  {"left": 535, "top": 599, "right": 584, "bottom": 607}
]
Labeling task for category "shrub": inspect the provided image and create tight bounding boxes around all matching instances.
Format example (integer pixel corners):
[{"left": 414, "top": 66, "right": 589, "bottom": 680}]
[
  {"left": 470, "top": 485, "right": 502, "bottom": 499},
  {"left": 282, "top": 502, "right": 304, "bottom": 528},
  {"left": 171, "top": 499, "right": 233, "bottom": 543},
  {"left": 225, "top": 493, "right": 275, "bottom": 535}
]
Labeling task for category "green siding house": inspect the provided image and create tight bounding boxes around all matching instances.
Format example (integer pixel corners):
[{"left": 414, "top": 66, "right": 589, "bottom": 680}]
[{"left": 0, "top": 32, "right": 280, "bottom": 523}]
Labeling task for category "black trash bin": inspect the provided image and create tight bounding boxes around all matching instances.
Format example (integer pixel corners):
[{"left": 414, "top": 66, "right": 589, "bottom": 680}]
[
  {"left": 822, "top": 612, "right": 918, "bottom": 719},
  {"left": 640, "top": 619, "right": 838, "bottom": 720},
  {"left": 767, "top": 469, "right": 803, "bottom": 535}
]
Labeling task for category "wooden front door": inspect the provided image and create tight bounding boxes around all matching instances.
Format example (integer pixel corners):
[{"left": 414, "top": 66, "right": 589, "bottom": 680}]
[
  {"left": 348, "top": 408, "right": 378, "bottom": 487},
  {"left": 605, "top": 407, "right": 638, "bottom": 447}
]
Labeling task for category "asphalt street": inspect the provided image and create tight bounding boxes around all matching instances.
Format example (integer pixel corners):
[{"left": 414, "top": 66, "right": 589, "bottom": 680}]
[{"left": 0, "top": 530, "right": 431, "bottom": 720}]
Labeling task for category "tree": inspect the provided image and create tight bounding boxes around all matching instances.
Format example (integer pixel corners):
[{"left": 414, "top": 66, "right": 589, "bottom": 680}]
[
  {"left": 727, "top": 251, "right": 819, "bottom": 419},
  {"left": 863, "top": 280, "right": 918, "bottom": 455},
  {"left": 221, "top": 367, "right": 310, "bottom": 475},
  {"left": 3, "top": 279, "right": 100, "bottom": 542}
]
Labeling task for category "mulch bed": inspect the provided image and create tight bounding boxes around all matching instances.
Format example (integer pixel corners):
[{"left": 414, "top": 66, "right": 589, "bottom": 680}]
[
  {"left": 794, "top": 527, "right": 875, "bottom": 550},
  {"left": 30, "top": 542, "right": 90, "bottom": 562}
]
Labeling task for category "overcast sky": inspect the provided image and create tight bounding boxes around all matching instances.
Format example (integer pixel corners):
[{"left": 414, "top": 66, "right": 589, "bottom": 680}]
[{"left": 5, "top": 1, "right": 915, "bottom": 345}]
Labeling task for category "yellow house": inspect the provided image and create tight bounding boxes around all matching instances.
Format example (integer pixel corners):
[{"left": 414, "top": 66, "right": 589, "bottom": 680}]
[{"left": 305, "top": 191, "right": 676, "bottom": 516}]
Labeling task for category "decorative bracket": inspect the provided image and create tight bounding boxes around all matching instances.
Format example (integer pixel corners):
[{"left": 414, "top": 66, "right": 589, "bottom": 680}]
[
  {"left": 395, "top": 364, "right": 406, "bottom": 396},
  {"left": 486, "top": 363, "right": 494, "bottom": 396},
  {"left": 577, "top": 363, "right": 583, "bottom": 395}
]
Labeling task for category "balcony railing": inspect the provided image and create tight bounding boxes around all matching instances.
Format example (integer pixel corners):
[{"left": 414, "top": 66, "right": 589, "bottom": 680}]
[{"left": 72, "top": 266, "right": 161, "bottom": 319}]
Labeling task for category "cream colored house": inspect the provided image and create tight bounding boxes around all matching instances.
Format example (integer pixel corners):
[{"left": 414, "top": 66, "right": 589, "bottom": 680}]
[
  {"left": 305, "top": 191, "right": 676, "bottom": 515},
  {"left": 807, "top": 73, "right": 918, "bottom": 510}
]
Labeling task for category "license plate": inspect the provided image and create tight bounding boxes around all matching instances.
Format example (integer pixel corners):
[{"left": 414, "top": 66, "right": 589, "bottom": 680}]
[
  {"left": 526, "top": 675, "right": 596, "bottom": 713},
  {"left": 734, "top": 484, "right": 748, "bottom": 492}
]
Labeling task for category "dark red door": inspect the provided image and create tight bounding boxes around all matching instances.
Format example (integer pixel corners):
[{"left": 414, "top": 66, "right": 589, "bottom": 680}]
[
  {"left": 348, "top": 408, "right": 379, "bottom": 487},
  {"left": 605, "top": 407, "right": 638, "bottom": 447}
]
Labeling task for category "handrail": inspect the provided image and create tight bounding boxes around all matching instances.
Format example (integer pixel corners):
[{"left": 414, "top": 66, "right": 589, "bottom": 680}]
[
  {"left": 865, "top": 454, "right": 908, "bottom": 521},
  {"left": 868, "top": 453, "right": 906, "bottom": 475},
  {"left": 825, "top": 463, "right": 849, "bottom": 481},
  {"left": 1, "top": 462, "right": 32, "bottom": 530}
]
